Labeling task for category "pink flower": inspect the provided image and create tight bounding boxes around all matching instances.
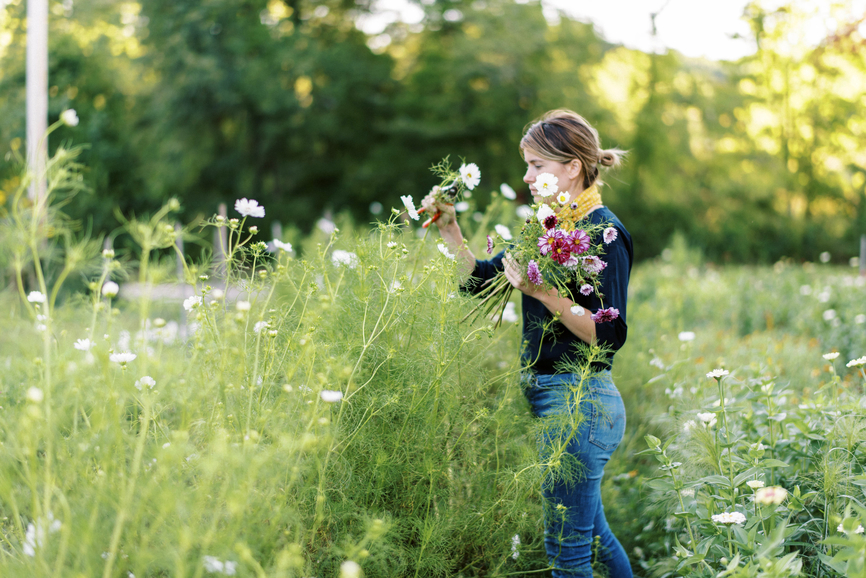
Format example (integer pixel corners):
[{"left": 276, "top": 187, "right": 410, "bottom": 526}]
[
  {"left": 603, "top": 227, "right": 618, "bottom": 244},
  {"left": 487, "top": 235, "right": 493, "bottom": 254},
  {"left": 538, "top": 230, "right": 562, "bottom": 256},
  {"left": 582, "top": 255, "right": 607, "bottom": 274},
  {"left": 569, "top": 230, "right": 590, "bottom": 255},
  {"left": 580, "top": 284, "right": 593, "bottom": 296},
  {"left": 591, "top": 307, "right": 619, "bottom": 323},
  {"left": 527, "top": 261, "right": 543, "bottom": 285}
]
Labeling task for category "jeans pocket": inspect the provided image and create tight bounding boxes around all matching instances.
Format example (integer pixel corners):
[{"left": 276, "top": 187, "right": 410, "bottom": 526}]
[{"left": 588, "top": 389, "right": 626, "bottom": 452}]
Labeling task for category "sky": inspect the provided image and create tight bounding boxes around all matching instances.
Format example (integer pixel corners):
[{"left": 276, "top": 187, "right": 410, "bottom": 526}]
[{"left": 356, "top": 0, "right": 866, "bottom": 62}]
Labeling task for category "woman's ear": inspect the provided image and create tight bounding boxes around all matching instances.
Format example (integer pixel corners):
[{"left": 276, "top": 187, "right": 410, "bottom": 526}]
[{"left": 566, "top": 159, "right": 582, "bottom": 180}]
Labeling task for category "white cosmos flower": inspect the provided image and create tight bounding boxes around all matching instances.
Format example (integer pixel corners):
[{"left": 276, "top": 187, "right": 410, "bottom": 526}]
[
  {"left": 678, "top": 331, "right": 695, "bottom": 342},
  {"left": 534, "top": 173, "right": 558, "bottom": 197},
  {"left": 494, "top": 224, "right": 512, "bottom": 240},
  {"left": 109, "top": 352, "right": 137, "bottom": 364},
  {"left": 847, "top": 356, "right": 866, "bottom": 368},
  {"left": 516, "top": 205, "right": 533, "bottom": 220},
  {"left": 102, "top": 281, "right": 120, "bottom": 298},
  {"left": 273, "top": 239, "right": 292, "bottom": 252},
  {"left": 459, "top": 163, "right": 481, "bottom": 190},
  {"left": 340, "top": 560, "right": 362, "bottom": 578},
  {"left": 26, "top": 387, "right": 44, "bottom": 403},
  {"left": 746, "top": 480, "right": 765, "bottom": 490},
  {"left": 855, "top": 314, "right": 866, "bottom": 324},
  {"left": 603, "top": 227, "right": 618, "bottom": 244},
  {"left": 437, "top": 243, "right": 455, "bottom": 260},
  {"left": 401, "top": 195, "right": 420, "bottom": 220},
  {"left": 711, "top": 511, "right": 746, "bottom": 525},
  {"left": 253, "top": 321, "right": 269, "bottom": 334},
  {"left": 317, "top": 217, "right": 336, "bottom": 234},
  {"left": 74, "top": 338, "right": 94, "bottom": 351},
  {"left": 234, "top": 198, "right": 265, "bottom": 218},
  {"left": 455, "top": 201, "right": 469, "bottom": 212},
  {"left": 134, "top": 376, "right": 156, "bottom": 391},
  {"left": 60, "top": 109, "right": 79, "bottom": 126},
  {"left": 823, "top": 309, "right": 836, "bottom": 321},
  {"left": 320, "top": 390, "right": 343, "bottom": 402},
  {"left": 536, "top": 204, "right": 555, "bottom": 224},
  {"left": 501, "top": 302, "right": 518, "bottom": 323},
  {"left": 707, "top": 369, "right": 729, "bottom": 379},
  {"left": 27, "top": 291, "right": 46, "bottom": 303},
  {"left": 235, "top": 300, "right": 251, "bottom": 312},
  {"left": 556, "top": 191, "right": 570, "bottom": 204},
  {"left": 332, "top": 250, "right": 359, "bottom": 268},
  {"left": 183, "top": 296, "right": 203, "bottom": 312},
  {"left": 500, "top": 183, "right": 517, "bottom": 200},
  {"left": 823, "top": 352, "right": 840, "bottom": 360},
  {"left": 570, "top": 305, "right": 585, "bottom": 316},
  {"left": 386, "top": 241, "right": 398, "bottom": 248}
]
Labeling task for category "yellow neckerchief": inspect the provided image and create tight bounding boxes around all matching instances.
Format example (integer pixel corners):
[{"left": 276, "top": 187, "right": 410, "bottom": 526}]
[{"left": 555, "top": 184, "right": 602, "bottom": 229}]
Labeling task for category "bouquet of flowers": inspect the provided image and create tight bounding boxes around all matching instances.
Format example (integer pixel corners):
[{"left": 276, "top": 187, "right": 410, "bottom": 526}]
[
  {"left": 466, "top": 174, "right": 620, "bottom": 327},
  {"left": 414, "top": 157, "right": 481, "bottom": 228}
]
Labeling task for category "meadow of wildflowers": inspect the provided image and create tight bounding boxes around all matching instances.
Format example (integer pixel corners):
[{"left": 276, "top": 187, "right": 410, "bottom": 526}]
[{"left": 3, "top": 144, "right": 866, "bottom": 577}]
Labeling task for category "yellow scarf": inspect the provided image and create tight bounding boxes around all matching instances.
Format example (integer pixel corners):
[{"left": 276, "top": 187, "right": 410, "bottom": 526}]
[{"left": 556, "top": 184, "right": 602, "bottom": 227}]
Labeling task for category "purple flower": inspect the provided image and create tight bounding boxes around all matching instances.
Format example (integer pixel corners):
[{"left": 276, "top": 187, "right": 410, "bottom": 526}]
[
  {"left": 603, "top": 227, "right": 618, "bottom": 244},
  {"left": 537, "top": 230, "right": 562, "bottom": 256},
  {"left": 527, "top": 260, "right": 543, "bottom": 285},
  {"left": 580, "top": 284, "right": 593, "bottom": 296},
  {"left": 570, "top": 202, "right": 578, "bottom": 210},
  {"left": 582, "top": 255, "right": 607, "bottom": 274},
  {"left": 569, "top": 230, "right": 590, "bottom": 255},
  {"left": 591, "top": 307, "right": 619, "bottom": 323},
  {"left": 487, "top": 235, "right": 493, "bottom": 254}
]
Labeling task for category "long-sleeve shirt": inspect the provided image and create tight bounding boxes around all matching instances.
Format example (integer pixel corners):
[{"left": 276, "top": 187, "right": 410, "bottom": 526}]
[{"left": 462, "top": 206, "right": 633, "bottom": 373}]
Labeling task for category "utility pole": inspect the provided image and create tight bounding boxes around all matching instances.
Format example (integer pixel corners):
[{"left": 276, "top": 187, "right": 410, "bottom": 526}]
[{"left": 26, "top": 0, "right": 48, "bottom": 201}]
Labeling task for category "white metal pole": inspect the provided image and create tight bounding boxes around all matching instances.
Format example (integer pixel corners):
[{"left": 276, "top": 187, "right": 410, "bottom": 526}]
[{"left": 26, "top": 0, "right": 48, "bottom": 201}]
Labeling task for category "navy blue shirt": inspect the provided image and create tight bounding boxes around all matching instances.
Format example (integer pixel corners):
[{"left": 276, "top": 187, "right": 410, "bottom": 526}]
[{"left": 463, "top": 207, "right": 633, "bottom": 373}]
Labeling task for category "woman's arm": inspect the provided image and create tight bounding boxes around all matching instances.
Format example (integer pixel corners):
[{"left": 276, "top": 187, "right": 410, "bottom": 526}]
[{"left": 421, "top": 189, "right": 476, "bottom": 276}]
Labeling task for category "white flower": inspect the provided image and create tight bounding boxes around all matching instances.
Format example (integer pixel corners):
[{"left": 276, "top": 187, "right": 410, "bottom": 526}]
[
  {"left": 317, "top": 217, "right": 336, "bottom": 234},
  {"left": 823, "top": 352, "right": 840, "bottom": 360},
  {"left": 437, "top": 243, "right": 455, "bottom": 260},
  {"left": 273, "top": 239, "right": 292, "bottom": 252},
  {"left": 500, "top": 183, "right": 517, "bottom": 200},
  {"left": 799, "top": 285, "right": 812, "bottom": 295},
  {"left": 501, "top": 302, "right": 518, "bottom": 323},
  {"left": 74, "top": 338, "right": 94, "bottom": 351},
  {"left": 516, "top": 205, "right": 533, "bottom": 220},
  {"left": 60, "top": 109, "right": 79, "bottom": 127},
  {"left": 234, "top": 198, "right": 265, "bottom": 218},
  {"left": 603, "top": 227, "right": 618, "bottom": 244},
  {"left": 678, "top": 331, "right": 695, "bottom": 342},
  {"left": 746, "top": 480, "right": 765, "bottom": 490},
  {"left": 332, "top": 250, "right": 359, "bottom": 269},
  {"left": 27, "top": 291, "right": 46, "bottom": 303},
  {"left": 203, "top": 555, "right": 236, "bottom": 574},
  {"left": 754, "top": 486, "right": 787, "bottom": 505},
  {"left": 23, "top": 512, "right": 62, "bottom": 557},
  {"left": 401, "top": 195, "right": 420, "bottom": 220},
  {"left": 823, "top": 309, "right": 836, "bottom": 321},
  {"left": 820, "top": 251, "right": 831, "bottom": 263},
  {"left": 818, "top": 290, "right": 831, "bottom": 303},
  {"left": 235, "top": 300, "right": 251, "bottom": 312},
  {"left": 847, "top": 356, "right": 866, "bottom": 368},
  {"left": 459, "top": 163, "right": 481, "bottom": 190},
  {"left": 386, "top": 241, "right": 398, "bottom": 248},
  {"left": 536, "top": 204, "right": 555, "bottom": 224},
  {"left": 101, "top": 281, "right": 120, "bottom": 298},
  {"left": 134, "top": 376, "right": 156, "bottom": 391},
  {"left": 388, "top": 280, "right": 402, "bottom": 294},
  {"left": 109, "top": 352, "right": 137, "bottom": 364},
  {"left": 511, "top": 534, "right": 520, "bottom": 560},
  {"left": 855, "top": 314, "right": 866, "bottom": 324},
  {"left": 253, "top": 321, "right": 269, "bottom": 334},
  {"left": 321, "top": 390, "right": 343, "bottom": 402},
  {"left": 838, "top": 522, "right": 866, "bottom": 534},
  {"left": 570, "top": 305, "right": 585, "bottom": 316},
  {"left": 183, "top": 296, "right": 203, "bottom": 312},
  {"left": 455, "top": 201, "right": 470, "bottom": 212},
  {"left": 681, "top": 488, "right": 695, "bottom": 497},
  {"left": 711, "top": 511, "right": 746, "bottom": 525},
  {"left": 494, "top": 224, "right": 512, "bottom": 241},
  {"left": 340, "top": 560, "right": 362, "bottom": 578},
  {"left": 682, "top": 420, "right": 696, "bottom": 432},
  {"left": 650, "top": 357, "right": 665, "bottom": 370},
  {"left": 706, "top": 369, "right": 729, "bottom": 379},
  {"left": 534, "top": 173, "right": 558, "bottom": 197},
  {"left": 35, "top": 324, "right": 47, "bottom": 332},
  {"left": 696, "top": 412, "right": 717, "bottom": 427},
  {"left": 26, "top": 387, "right": 44, "bottom": 403},
  {"left": 556, "top": 191, "right": 570, "bottom": 205}
]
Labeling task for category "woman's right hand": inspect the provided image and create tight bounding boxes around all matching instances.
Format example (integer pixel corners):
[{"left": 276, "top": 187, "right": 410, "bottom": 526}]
[{"left": 421, "top": 186, "right": 458, "bottom": 229}]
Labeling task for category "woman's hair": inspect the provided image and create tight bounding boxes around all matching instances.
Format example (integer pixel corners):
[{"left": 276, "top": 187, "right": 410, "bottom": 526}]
[{"left": 520, "top": 109, "right": 626, "bottom": 189}]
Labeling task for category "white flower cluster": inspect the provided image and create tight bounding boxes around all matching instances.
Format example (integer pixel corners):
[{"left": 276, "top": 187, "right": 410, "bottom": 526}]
[
  {"left": 847, "top": 356, "right": 866, "bottom": 368},
  {"left": 706, "top": 369, "right": 729, "bottom": 379},
  {"left": 755, "top": 486, "right": 787, "bottom": 505},
  {"left": 711, "top": 511, "right": 746, "bottom": 525},
  {"left": 203, "top": 555, "right": 237, "bottom": 575},
  {"left": 511, "top": 534, "right": 521, "bottom": 560},
  {"left": 23, "top": 513, "right": 62, "bottom": 556},
  {"left": 838, "top": 522, "right": 866, "bottom": 534}
]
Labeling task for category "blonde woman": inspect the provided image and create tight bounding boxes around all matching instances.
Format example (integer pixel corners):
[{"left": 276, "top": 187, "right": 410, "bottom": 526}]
[{"left": 423, "top": 110, "right": 633, "bottom": 577}]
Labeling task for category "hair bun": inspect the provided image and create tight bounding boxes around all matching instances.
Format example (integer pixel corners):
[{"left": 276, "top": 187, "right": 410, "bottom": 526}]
[{"left": 598, "top": 148, "right": 624, "bottom": 168}]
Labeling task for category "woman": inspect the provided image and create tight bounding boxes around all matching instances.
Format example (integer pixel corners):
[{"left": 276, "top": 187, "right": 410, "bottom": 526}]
[{"left": 422, "top": 109, "right": 633, "bottom": 578}]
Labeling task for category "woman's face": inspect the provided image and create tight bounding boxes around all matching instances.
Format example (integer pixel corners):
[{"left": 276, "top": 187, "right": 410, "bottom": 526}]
[{"left": 522, "top": 148, "right": 582, "bottom": 205}]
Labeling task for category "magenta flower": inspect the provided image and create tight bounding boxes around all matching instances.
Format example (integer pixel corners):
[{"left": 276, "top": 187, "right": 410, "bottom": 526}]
[
  {"left": 543, "top": 214, "right": 558, "bottom": 230},
  {"left": 487, "top": 235, "right": 493, "bottom": 254},
  {"left": 591, "top": 307, "right": 619, "bottom": 323},
  {"left": 580, "top": 284, "right": 593, "bottom": 296},
  {"left": 603, "top": 227, "right": 618, "bottom": 244},
  {"left": 549, "top": 237, "right": 573, "bottom": 265},
  {"left": 537, "top": 230, "right": 562, "bottom": 256},
  {"left": 569, "top": 230, "right": 590, "bottom": 255},
  {"left": 582, "top": 255, "right": 607, "bottom": 274},
  {"left": 527, "top": 260, "right": 543, "bottom": 285}
]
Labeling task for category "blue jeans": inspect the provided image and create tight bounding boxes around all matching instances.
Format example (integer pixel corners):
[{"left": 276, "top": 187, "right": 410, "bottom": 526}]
[{"left": 523, "top": 370, "right": 632, "bottom": 578}]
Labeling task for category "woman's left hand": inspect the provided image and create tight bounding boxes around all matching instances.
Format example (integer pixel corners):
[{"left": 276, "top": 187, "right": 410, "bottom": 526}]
[{"left": 503, "top": 255, "right": 556, "bottom": 299}]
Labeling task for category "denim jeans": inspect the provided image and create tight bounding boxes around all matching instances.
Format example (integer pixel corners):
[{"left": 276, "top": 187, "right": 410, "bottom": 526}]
[{"left": 523, "top": 370, "right": 632, "bottom": 578}]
